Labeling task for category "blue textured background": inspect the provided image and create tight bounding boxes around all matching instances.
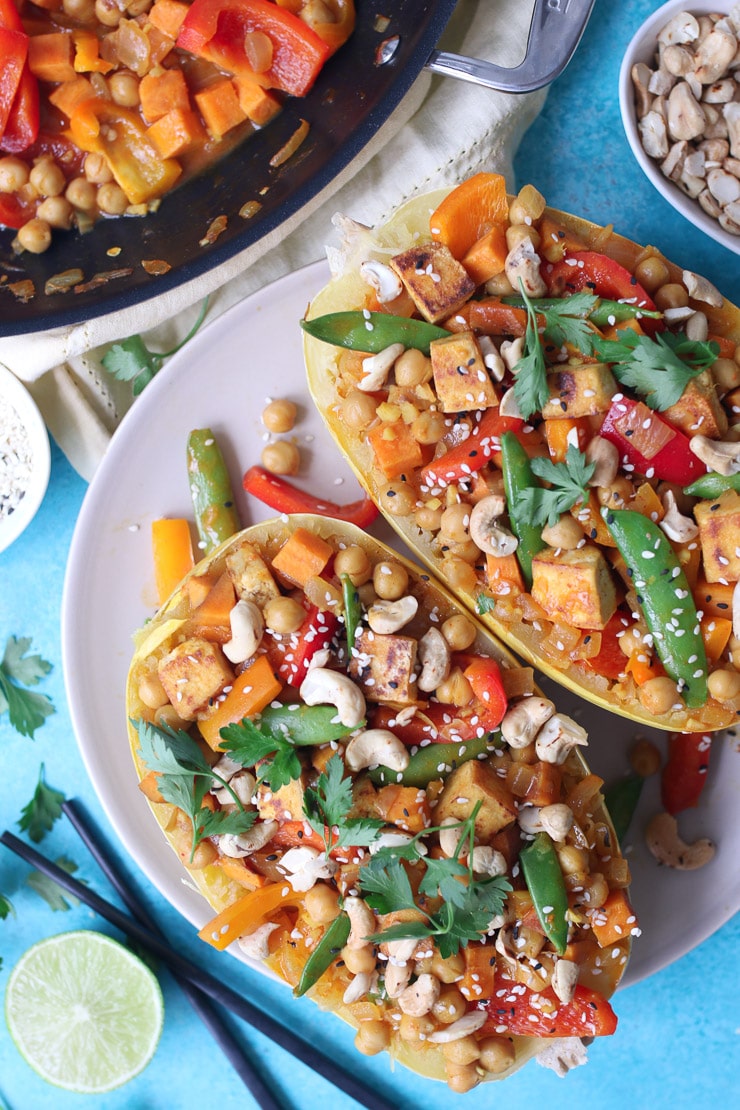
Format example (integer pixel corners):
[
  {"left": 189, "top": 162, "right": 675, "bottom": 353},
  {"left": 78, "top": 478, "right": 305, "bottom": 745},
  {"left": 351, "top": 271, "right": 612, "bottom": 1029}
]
[{"left": 2, "top": 1, "right": 740, "bottom": 1107}]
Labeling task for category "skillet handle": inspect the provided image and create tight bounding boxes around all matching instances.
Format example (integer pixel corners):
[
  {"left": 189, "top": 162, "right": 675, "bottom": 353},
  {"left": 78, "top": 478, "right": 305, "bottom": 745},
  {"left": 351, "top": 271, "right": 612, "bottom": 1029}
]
[{"left": 426, "top": 0, "right": 595, "bottom": 93}]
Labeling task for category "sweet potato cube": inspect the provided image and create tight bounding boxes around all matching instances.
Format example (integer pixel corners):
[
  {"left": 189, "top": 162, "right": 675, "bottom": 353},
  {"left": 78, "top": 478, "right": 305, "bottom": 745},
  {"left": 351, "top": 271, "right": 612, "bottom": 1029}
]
[
  {"left": 694, "top": 490, "right": 740, "bottom": 583},
  {"left": 195, "top": 78, "right": 247, "bottom": 139},
  {"left": 233, "top": 75, "right": 281, "bottom": 126},
  {"left": 157, "top": 636, "right": 234, "bottom": 720},
  {"left": 148, "top": 108, "right": 205, "bottom": 159},
  {"left": 367, "top": 419, "right": 424, "bottom": 480},
  {"left": 49, "top": 75, "right": 95, "bottom": 119},
  {"left": 270, "top": 528, "right": 333, "bottom": 588},
  {"left": 225, "top": 537, "right": 280, "bottom": 606},
  {"left": 531, "top": 544, "right": 617, "bottom": 630},
  {"left": 435, "top": 759, "right": 517, "bottom": 839},
  {"left": 389, "top": 242, "right": 475, "bottom": 324},
  {"left": 376, "top": 784, "right": 431, "bottom": 834},
  {"left": 350, "top": 629, "right": 418, "bottom": 704},
  {"left": 541, "top": 363, "right": 617, "bottom": 419},
  {"left": 28, "top": 33, "right": 77, "bottom": 83},
  {"left": 139, "top": 68, "right": 190, "bottom": 123},
  {"left": 662, "top": 371, "right": 728, "bottom": 439},
  {"left": 430, "top": 330, "right": 499, "bottom": 413},
  {"left": 147, "top": 0, "right": 189, "bottom": 38}
]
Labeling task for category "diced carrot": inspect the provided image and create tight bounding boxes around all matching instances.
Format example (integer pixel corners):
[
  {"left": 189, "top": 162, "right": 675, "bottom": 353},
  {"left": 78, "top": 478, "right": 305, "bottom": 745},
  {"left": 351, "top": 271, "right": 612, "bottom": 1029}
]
[
  {"left": 590, "top": 889, "right": 637, "bottom": 948},
  {"left": 147, "top": 0, "right": 190, "bottom": 39},
  {"left": 216, "top": 855, "right": 268, "bottom": 890},
  {"left": 700, "top": 614, "right": 733, "bottom": 663},
  {"left": 48, "top": 75, "right": 95, "bottom": 119},
  {"left": 537, "top": 213, "right": 588, "bottom": 263},
  {"left": 138, "top": 769, "right": 164, "bottom": 803},
  {"left": 459, "top": 943, "right": 497, "bottom": 1002},
  {"left": 28, "top": 32, "right": 77, "bottom": 83},
  {"left": 198, "top": 881, "right": 303, "bottom": 950},
  {"left": 631, "top": 481, "right": 664, "bottom": 522},
  {"left": 694, "top": 578, "right": 735, "bottom": 620},
  {"left": 73, "top": 30, "right": 114, "bottom": 74},
  {"left": 544, "top": 417, "right": 591, "bottom": 463},
  {"left": 185, "top": 572, "right": 219, "bottom": 610},
  {"left": 198, "top": 654, "right": 283, "bottom": 750},
  {"left": 597, "top": 316, "right": 646, "bottom": 342},
  {"left": 232, "top": 75, "right": 281, "bottom": 126},
  {"left": 151, "top": 518, "right": 195, "bottom": 607},
  {"left": 139, "top": 68, "right": 190, "bottom": 123},
  {"left": 625, "top": 650, "right": 664, "bottom": 686},
  {"left": 461, "top": 224, "right": 508, "bottom": 285},
  {"left": 430, "top": 173, "right": 509, "bottom": 261},
  {"left": 485, "top": 552, "right": 525, "bottom": 596},
  {"left": 708, "top": 333, "right": 737, "bottom": 359},
  {"left": 195, "top": 79, "right": 247, "bottom": 139},
  {"left": 147, "top": 107, "right": 205, "bottom": 159},
  {"left": 270, "top": 527, "right": 333, "bottom": 588},
  {"left": 367, "top": 419, "right": 424, "bottom": 480},
  {"left": 188, "top": 570, "right": 236, "bottom": 642},
  {"left": 376, "top": 784, "right": 431, "bottom": 834}
]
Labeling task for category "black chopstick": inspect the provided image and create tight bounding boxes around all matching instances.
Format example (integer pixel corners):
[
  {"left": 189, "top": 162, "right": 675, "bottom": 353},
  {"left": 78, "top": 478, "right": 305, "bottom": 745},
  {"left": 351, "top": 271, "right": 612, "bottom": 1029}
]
[
  {"left": 61, "top": 800, "right": 281, "bottom": 1110},
  {"left": 1, "top": 831, "right": 397, "bottom": 1110}
]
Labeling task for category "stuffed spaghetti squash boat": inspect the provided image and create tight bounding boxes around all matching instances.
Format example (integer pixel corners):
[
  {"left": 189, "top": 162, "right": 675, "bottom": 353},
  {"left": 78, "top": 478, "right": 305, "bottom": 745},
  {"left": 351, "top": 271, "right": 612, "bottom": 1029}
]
[
  {"left": 127, "top": 515, "right": 635, "bottom": 1091},
  {"left": 302, "top": 175, "right": 740, "bottom": 735}
]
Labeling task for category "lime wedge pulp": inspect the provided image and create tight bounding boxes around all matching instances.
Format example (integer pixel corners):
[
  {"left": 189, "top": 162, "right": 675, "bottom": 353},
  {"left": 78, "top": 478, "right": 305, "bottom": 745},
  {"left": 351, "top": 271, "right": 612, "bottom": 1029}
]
[{"left": 5, "top": 930, "right": 164, "bottom": 1093}]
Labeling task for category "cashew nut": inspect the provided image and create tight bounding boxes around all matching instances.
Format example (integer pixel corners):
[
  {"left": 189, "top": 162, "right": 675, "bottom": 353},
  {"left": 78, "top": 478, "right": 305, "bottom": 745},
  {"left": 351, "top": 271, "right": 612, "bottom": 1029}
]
[
  {"left": 438, "top": 816, "right": 465, "bottom": 858},
  {"left": 517, "top": 803, "right": 574, "bottom": 842},
  {"left": 344, "top": 729, "right": 410, "bottom": 773},
  {"left": 366, "top": 594, "right": 418, "bottom": 634},
  {"left": 397, "top": 972, "right": 441, "bottom": 1017},
  {"left": 277, "top": 846, "right": 337, "bottom": 892},
  {"left": 478, "top": 335, "right": 505, "bottom": 381},
  {"left": 359, "top": 259, "right": 403, "bottom": 303},
  {"left": 683, "top": 269, "right": 724, "bottom": 307},
  {"left": 299, "top": 667, "right": 366, "bottom": 728},
  {"left": 505, "top": 238, "right": 547, "bottom": 298},
  {"left": 344, "top": 896, "right": 376, "bottom": 949},
  {"left": 417, "top": 627, "right": 451, "bottom": 693},
  {"left": 535, "top": 1038, "right": 588, "bottom": 1077},
  {"left": 384, "top": 960, "right": 413, "bottom": 998},
  {"left": 343, "top": 970, "right": 375, "bottom": 1005},
  {"left": 689, "top": 434, "right": 740, "bottom": 475},
  {"left": 657, "top": 12, "right": 699, "bottom": 46},
  {"left": 535, "top": 713, "right": 588, "bottom": 765},
  {"left": 212, "top": 769, "right": 257, "bottom": 808},
  {"left": 237, "top": 921, "right": 280, "bottom": 961},
  {"left": 498, "top": 385, "right": 524, "bottom": 419},
  {"left": 667, "top": 82, "right": 707, "bottom": 142},
  {"left": 659, "top": 489, "right": 699, "bottom": 543},
  {"left": 223, "top": 599, "right": 264, "bottom": 664},
  {"left": 469, "top": 495, "right": 518, "bottom": 557},
  {"left": 500, "top": 696, "right": 555, "bottom": 749},
  {"left": 694, "top": 23, "right": 737, "bottom": 85},
  {"left": 500, "top": 336, "right": 525, "bottom": 373},
  {"left": 585, "top": 436, "right": 620, "bottom": 489},
  {"left": 427, "top": 1010, "right": 488, "bottom": 1043},
  {"left": 219, "top": 819, "right": 278, "bottom": 856},
  {"left": 469, "top": 845, "right": 507, "bottom": 877},
  {"left": 645, "top": 811, "right": 715, "bottom": 869},
  {"left": 358, "top": 343, "right": 405, "bottom": 392},
  {"left": 551, "top": 958, "right": 579, "bottom": 1005}
]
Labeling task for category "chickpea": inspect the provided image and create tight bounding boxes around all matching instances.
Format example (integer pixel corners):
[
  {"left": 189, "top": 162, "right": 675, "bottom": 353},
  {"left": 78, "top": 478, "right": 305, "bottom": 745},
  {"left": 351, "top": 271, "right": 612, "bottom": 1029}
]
[
  {"left": 63, "top": 0, "right": 96, "bottom": 16},
  {"left": 478, "top": 1036, "right": 515, "bottom": 1074},
  {"left": 431, "top": 949, "right": 465, "bottom": 983},
  {"left": 65, "top": 177, "right": 98, "bottom": 212},
  {"left": 85, "top": 153, "right": 114, "bottom": 186},
  {"left": 579, "top": 872, "right": 609, "bottom": 908},
  {"left": 435, "top": 666, "right": 473, "bottom": 706},
  {"left": 630, "top": 737, "right": 661, "bottom": 778},
  {"left": 36, "top": 196, "right": 74, "bottom": 230},
  {"left": 633, "top": 254, "right": 670, "bottom": 293},
  {"left": 619, "top": 626, "right": 646, "bottom": 659},
  {"left": 373, "top": 560, "right": 408, "bottom": 600},
  {"left": 439, "top": 502, "right": 471, "bottom": 544},
  {"left": 398, "top": 1013, "right": 435, "bottom": 1046},
  {"left": 263, "top": 596, "right": 305, "bottom": 635},
  {"left": 445, "top": 1063, "right": 480, "bottom": 1094},
  {"left": 595, "top": 476, "right": 634, "bottom": 508},
  {"left": 333, "top": 544, "right": 372, "bottom": 586},
  {"left": 97, "top": 182, "right": 129, "bottom": 215},
  {"left": 509, "top": 184, "right": 546, "bottom": 224},
  {"left": 440, "top": 555, "right": 477, "bottom": 593},
  {"left": 442, "top": 1035, "right": 480, "bottom": 1066},
  {"left": 447, "top": 539, "right": 480, "bottom": 565},
  {"left": 29, "top": 159, "right": 66, "bottom": 198},
  {"left": 541, "top": 513, "right": 584, "bottom": 549},
  {"left": 126, "top": 0, "right": 152, "bottom": 15},
  {"left": 485, "top": 272, "right": 515, "bottom": 296},
  {"left": 95, "top": 0, "right": 123, "bottom": 25},
  {"left": 154, "top": 703, "right": 188, "bottom": 731},
  {"left": 556, "top": 844, "right": 589, "bottom": 875},
  {"left": 341, "top": 944, "right": 376, "bottom": 975},
  {"left": 411, "top": 410, "right": 447, "bottom": 444},
  {"left": 712, "top": 357, "right": 740, "bottom": 395},
  {"left": 262, "top": 398, "right": 297, "bottom": 433},
  {"left": 356, "top": 581, "right": 377, "bottom": 608},
  {"left": 378, "top": 481, "right": 416, "bottom": 517},
  {"left": 137, "top": 673, "right": 168, "bottom": 710},
  {"left": 16, "top": 218, "right": 52, "bottom": 254},
  {"left": 506, "top": 223, "right": 540, "bottom": 251},
  {"left": 261, "top": 440, "right": 300, "bottom": 476},
  {"left": 639, "top": 676, "right": 682, "bottom": 716},
  {"left": 341, "top": 389, "right": 377, "bottom": 430},
  {"left": 414, "top": 503, "right": 443, "bottom": 532},
  {"left": 707, "top": 668, "right": 740, "bottom": 702},
  {"left": 394, "top": 347, "right": 432, "bottom": 387},
  {"left": 0, "top": 156, "right": 29, "bottom": 194},
  {"left": 108, "top": 71, "right": 140, "bottom": 107},
  {"left": 431, "top": 986, "right": 467, "bottom": 1025},
  {"left": 441, "top": 614, "right": 477, "bottom": 651},
  {"left": 654, "top": 282, "right": 689, "bottom": 311},
  {"left": 354, "top": 1020, "right": 390, "bottom": 1057}
]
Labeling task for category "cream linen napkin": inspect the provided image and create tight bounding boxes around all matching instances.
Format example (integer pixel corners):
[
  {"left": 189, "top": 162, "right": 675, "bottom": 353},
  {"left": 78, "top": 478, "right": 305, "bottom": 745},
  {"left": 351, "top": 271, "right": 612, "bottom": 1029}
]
[{"left": 2, "top": 0, "right": 547, "bottom": 480}]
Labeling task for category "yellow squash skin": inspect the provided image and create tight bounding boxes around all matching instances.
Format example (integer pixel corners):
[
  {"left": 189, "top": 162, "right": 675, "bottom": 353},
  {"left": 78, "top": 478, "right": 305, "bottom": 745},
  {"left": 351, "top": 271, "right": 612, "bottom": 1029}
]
[
  {"left": 304, "top": 191, "right": 740, "bottom": 734},
  {"left": 126, "top": 515, "right": 632, "bottom": 1088}
]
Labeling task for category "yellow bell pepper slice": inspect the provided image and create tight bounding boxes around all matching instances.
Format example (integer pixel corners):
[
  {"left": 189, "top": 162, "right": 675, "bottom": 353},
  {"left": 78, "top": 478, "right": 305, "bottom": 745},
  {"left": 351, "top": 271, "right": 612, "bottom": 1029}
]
[{"left": 198, "top": 881, "right": 303, "bottom": 951}]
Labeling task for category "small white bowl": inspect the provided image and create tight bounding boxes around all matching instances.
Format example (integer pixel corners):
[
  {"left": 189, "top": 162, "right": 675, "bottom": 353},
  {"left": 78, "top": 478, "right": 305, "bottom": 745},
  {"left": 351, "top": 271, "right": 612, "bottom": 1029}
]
[
  {"left": 0, "top": 364, "right": 50, "bottom": 553},
  {"left": 619, "top": 0, "right": 740, "bottom": 255}
]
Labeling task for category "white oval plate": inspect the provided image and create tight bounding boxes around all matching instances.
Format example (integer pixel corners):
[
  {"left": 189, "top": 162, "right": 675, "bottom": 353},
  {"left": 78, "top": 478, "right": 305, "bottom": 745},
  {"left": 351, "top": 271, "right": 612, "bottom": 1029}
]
[{"left": 62, "top": 260, "right": 740, "bottom": 989}]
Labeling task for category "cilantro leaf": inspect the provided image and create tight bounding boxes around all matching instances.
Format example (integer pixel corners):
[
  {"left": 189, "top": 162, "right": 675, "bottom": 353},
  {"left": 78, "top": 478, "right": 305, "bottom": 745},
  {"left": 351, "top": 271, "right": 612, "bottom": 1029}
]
[
  {"left": 433, "top": 878, "right": 511, "bottom": 958},
  {"left": 0, "top": 892, "right": 14, "bottom": 919},
  {"left": 515, "top": 444, "right": 595, "bottom": 528},
  {"left": 593, "top": 329, "right": 719, "bottom": 410},
  {"left": 193, "top": 806, "right": 256, "bottom": 842},
  {"left": 135, "top": 718, "right": 213, "bottom": 778},
  {"left": 512, "top": 281, "right": 550, "bottom": 420},
  {"left": 539, "top": 292, "right": 600, "bottom": 352},
  {"left": 419, "top": 856, "right": 469, "bottom": 906},
  {"left": 27, "top": 856, "right": 83, "bottom": 912},
  {"left": 0, "top": 636, "right": 55, "bottom": 738},
  {"left": 219, "top": 718, "right": 302, "bottom": 791},
  {"left": 103, "top": 298, "right": 209, "bottom": 395},
  {"left": 360, "top": 853, "right": 419, "bottom": 916},
  {"left": 303, "top": 754, "right": 384, "bottom": 855},
  {"left": 17, "top": 764, "right": 65, "bottom": 843},
  {"left": 476, "top": 593, "right": 497, "bottom": 615}
]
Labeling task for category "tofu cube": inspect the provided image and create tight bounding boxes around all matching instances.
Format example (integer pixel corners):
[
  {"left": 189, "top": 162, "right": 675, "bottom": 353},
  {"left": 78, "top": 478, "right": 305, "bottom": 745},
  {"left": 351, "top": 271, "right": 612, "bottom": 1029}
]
[
  {"left": 390, "top": 242, "right": 475, "bottom": 323},
  {"left": 349, "top": 629, "right": 418, "bottom": 704},
  {"left": 430, "top": 330, "right": 499, "bottom": 413},
  {"left": 256, "top": 772, "right": 306, "bottom": 824},
  {"left": 157, "top": 637, "right": 234, "bottom": 720},
  {"left": 225, "top": 538, "right": 280, "bottom": 607},
  {"left": 694, "top": 490, "right": 740, "bottom": 583},
  {"left": 663, "top": 371, "right": 728, "bottom": 439},
  {"left": 541, "top": 363, "right": 618, "bottom": 419},
  {"left": 435, "top": 760, "right": 517, "bottom": 839},
  {"left": 531, "top": 545, "right": 617, "bottom": 630}
]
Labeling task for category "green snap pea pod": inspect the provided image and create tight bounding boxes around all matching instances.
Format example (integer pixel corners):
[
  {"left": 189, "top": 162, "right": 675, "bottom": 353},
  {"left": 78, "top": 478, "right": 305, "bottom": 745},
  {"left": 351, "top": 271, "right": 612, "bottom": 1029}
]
[
  {"left": 294, "top": 911, "right": 351, "bottom": 997},
  {"left": 187, "top": 428, "right": 241, "bottom": 554},
  {"left": 500, "top": 431, "right": 546, "bottom": 588},
  {"left": 301, "top": 311, "right": 449, "bottom": 356},
  {"left": 258, "top": 705, "right": 360, "bottom": 745},
  {"left": 519, "top": 831, "right": 569, "bottom": 955},
  {"left": 603, "top": 508, "right": 708, "bottom": 708},
  {"left": 685, "top": 472, "right": 740, "bottom": 498},
  {"left": 341, "top": 573, "right": 362, "bottom": 659},
  {"left": 502, "top": 295, "right": 663, "bottom": 326},
  {"left": 369, "top": 732, "right": 498, "bottom": 788},
  {"left": 603, "top": 774, "right": 644, "bottom": 843}
]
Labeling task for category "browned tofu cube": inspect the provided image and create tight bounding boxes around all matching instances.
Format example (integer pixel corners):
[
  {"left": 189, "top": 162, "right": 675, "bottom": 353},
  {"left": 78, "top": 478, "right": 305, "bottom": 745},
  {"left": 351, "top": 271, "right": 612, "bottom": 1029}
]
[
  {"left": 541, "top": 363, "right": 617, "bottom": 419},
  {"left": 225, "top": 538, "right": 280, "bottom": 607},
  {"left": 435, "top": 760, "right": 517, "bottom": 839},
  {"left": 256, "top": 772, "right": 306, "bottom": 824},
  {"left": 531, "top": 545, "right": 617, "bottom": 630},
  {"left": 157, "top": 637, "right": 234, "bottom": 720},
  {"left": 663, "top": 371, "right": 728, "bottom": 439},
  {"left": 390, "top": 242, "right": 475, "bottom": 324},
  {"left": 694, "top": 490, "right": 740, "bottom": 583},
  {"left": 430, "top": 330, "right": 499, "bottom": 413},
  {"left": 349, "top": 629, "right": 418, "bottom": 704}
]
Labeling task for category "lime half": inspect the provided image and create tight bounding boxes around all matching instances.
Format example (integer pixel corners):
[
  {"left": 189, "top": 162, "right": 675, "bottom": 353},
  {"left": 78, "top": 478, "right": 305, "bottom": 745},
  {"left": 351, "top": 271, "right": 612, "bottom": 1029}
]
[{"left": 5, "top": 930, "right": 164, "bottom": 1094}]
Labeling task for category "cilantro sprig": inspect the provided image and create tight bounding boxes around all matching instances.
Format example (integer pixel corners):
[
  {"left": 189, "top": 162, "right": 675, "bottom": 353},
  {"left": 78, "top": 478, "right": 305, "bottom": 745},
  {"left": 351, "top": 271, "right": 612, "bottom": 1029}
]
[
  {"left": 515, "top": 444, "right": 595, "bottom": 528},
  {"left": 593, "top": 329, "right": 719, "bottom": 410},
  {"left": 18, "top": 764, "right": 65, "bottom": 843},
  {"left": 512, "top": 281, "right": 550, "bottom": 421},
  {"left": 0, "top": 636, "right": 55, "bottom": 739},
  {"left": 219, "top": 717, "right": 302, "bottom": 792},
  {"left": 27, "top": 856, "right": 82, "bottom": 912},
  {"left": 103, "top": 297, "right": 209, "bottom": 395},
  {"left": 303, "top": 754, "right": 384, "bottom": 857},
  {"left": 135, "top": 719, "right": 256, "bottom": 860}
]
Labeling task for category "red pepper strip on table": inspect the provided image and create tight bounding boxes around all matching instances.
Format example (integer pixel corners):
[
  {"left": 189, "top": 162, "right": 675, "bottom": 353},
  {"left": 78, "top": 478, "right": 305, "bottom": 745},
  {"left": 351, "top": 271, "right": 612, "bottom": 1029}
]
[
  {"left": 243, "top": 465, "right": 379, "bottom": 528},
  {"left": 543, "top": 250, "right": 660, "bottom": 334},
  {"left": 177, "top": 0, "right": 331, "bottom": 97},
  {"left": 485, "top": 976, "right": 618, "bottom": 1038},
  {"left": 661, "top": 732, "right": 713, "bottom": 816},
  {"left": 600, "top": 396, "right": 706, "bottom": 486}
]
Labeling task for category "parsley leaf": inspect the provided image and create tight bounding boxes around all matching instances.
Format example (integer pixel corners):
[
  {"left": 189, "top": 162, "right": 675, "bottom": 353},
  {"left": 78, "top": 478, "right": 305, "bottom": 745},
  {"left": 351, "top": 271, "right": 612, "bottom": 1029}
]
[
  {"left": 512, "top": 281, "right": 550, "bottom": 420},
  {"left": 102, "top": 297, "right": 209, "bottom": 395},
  {"left": 516, "top": 444, "right": 595, "bottom": 528},
  {"left": 0, "top": 636, "right": 55, "bottom": 738},
  {"left": 219, "top": 717, "right": 302, "bottom": 791},
  {"left": 539, "top": 291, "right": 600, "bottom": 352},
  {"left": 360, "top": 853, "right": 419, "bottom": 916},
  {"left": 0, "top": 892, "right": 14, "bottom": 920},
  {"left": 475, "top": 593, "right": 497, "bottom": 615},
  {"left": 593, "top": 329, "right": 719, "bottom": 410},
  {"left": 27, "top": 856, "right": 82, "bottom": 912},
  {"left": 18, "top": 764, "right": 65, "bottom": 842},
  {"left": 303, "top": 754, "right": 384, "bottom": 856}
]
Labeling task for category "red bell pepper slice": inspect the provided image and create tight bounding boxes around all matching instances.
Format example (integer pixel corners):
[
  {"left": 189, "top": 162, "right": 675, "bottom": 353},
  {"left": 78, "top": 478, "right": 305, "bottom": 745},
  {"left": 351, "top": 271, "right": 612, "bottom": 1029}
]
[
  {"left": 582, "top": 611, "right": 632, "bottom": 680},
  {"left": 486, "top": 976, "right": 618, "bottom": 1038},
  {"left": 462, "top": 656, "right": 508, "bottom": 730},
  {"left": 369, "top": 702, "right": 483, "bottom": 745},
  {"left": 0, "top": 27, "right": 27, "bottom": 137},
  {"left": 0, "top": 190, "right": 34, "bottom": 230},
  {"left": 600, "top": 397, "right": 706, "bottom": 486},
  {"left": 420, "top": 410, "right": 524, "bottom": 489},
  {"left": 177, "top": 0, "right": 331, "bottom": 97},
  {"left": 0, "top": 0, "right": 39, "bottom": 155},
  {"left": 276, "top": 604, "right": 339, "bottom": 688},
  {"left": 661, "top": 731, "right": 713, "bottom": 816},
  {"left": 243, "top": 465, "right": 379, "bottom": 528},
  {"left": 545, "top": 250, "right": 658, "bottom": 318}
]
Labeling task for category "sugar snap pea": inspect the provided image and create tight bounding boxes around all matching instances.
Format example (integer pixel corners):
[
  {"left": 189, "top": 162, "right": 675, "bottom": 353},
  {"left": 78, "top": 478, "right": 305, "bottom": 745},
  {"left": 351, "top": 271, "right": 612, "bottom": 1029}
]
[
  {"left": 294, "top": 911, "right": 351, "bottom": 997},
  {"left": 685, "top": 472, "right": 740, "bottom": 498},
  {"left": 341, "top": 573, "right": 361, "bottom": 659},
  {"left": 603, "top": 774, "right": 644, "bottom": 843},
  {"left": 369, "top": 732, "right": 498, "bottom": 788},
  {"left": 500, "top": 431, "right": 546, "bottom": 588},
  {"left": 187, "top": 429, "right": 241, "bottom": 554},
  {"left": 301, "top": 311, "right": 449, "bottom": 355},
  {"left": 259, "top": 705, "right": 359, "bottom": 745},
  {"left": 502, "top": 295, "right": 662, "bottom": 327},
  {"left": 519, "top": 831, "right": 569, "bottom": 955}
]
